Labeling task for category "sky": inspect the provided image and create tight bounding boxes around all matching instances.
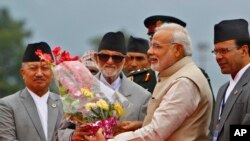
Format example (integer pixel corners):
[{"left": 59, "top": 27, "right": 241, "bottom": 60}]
[{"left": 2, "top": 0, "right": 250, "bottom": 95}]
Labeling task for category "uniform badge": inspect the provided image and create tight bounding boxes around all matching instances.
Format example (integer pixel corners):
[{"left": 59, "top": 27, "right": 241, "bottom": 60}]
[{"left": 144, "top": 72, "right": 150, "bottom": 82}]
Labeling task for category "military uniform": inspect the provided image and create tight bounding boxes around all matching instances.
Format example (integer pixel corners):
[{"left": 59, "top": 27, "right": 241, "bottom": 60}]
[{"left": 127, "top": 68, "right": 156, "bottom": 93}]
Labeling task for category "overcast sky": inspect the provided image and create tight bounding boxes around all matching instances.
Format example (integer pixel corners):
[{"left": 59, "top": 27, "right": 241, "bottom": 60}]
[{"left": 2, "top": 0, "right": 250, "bottom": 95}]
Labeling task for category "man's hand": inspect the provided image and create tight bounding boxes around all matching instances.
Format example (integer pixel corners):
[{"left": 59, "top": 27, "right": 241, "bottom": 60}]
[
  {"left": 84, "top": 128, "right": 106, "bottom": 141},
  {"left": 71, "top": 125, "right": 92, "bottom": 141},
  {"left": 115, "top": 121, "right": 142, "bottom": 135}
]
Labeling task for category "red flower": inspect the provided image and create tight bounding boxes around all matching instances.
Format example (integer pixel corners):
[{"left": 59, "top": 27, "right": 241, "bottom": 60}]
[
  {"left": 53, "top": 46, "right": 61, "bottom": 57},
  {"left": 35, "top": 49, "right": 43, "bottom": 56},
  {"left": 35, "top": 49, "right": 53, "bottom": 64},
  {"left": 56, "top": 51, "right": 79, "bottom": 64},
  {"left": 35, "top": 46, "right": 79, "bottom": 65},
  {"left": 71, "top": 56, "right": 80, "bottom": 61},
  {"left": 43, "top": 53, "right": 53, "bottom": 63},
  {"left": 61, "top": 51, "right": 71, "bottom": 61}
]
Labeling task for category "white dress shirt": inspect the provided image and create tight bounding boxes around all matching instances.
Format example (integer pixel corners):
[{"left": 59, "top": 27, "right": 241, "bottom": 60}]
[
  {"left": 100, "top": 73, "right": 122, "bottom": 91},
  {"left": 28, "top": 88, "right": 49, "bottom": 141}
]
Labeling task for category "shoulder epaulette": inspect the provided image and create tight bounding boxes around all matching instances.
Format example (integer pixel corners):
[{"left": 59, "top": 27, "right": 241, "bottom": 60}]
[{"left": 127, "top": 68, "right": 150, "bottom": 76}]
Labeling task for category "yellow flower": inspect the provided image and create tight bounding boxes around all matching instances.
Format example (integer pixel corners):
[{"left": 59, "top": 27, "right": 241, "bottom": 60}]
[
  {"left": 114, "top": 103, "right": 124, "bottom": 117},
  {"left": 96, "top": 99, "right": 109, "bottom": 110},
  {"left": 85, "top": 102, "right": 97, "bottom": 111},
  {"left": 81, "top": 88, "right": 94, "bottom": 98}
]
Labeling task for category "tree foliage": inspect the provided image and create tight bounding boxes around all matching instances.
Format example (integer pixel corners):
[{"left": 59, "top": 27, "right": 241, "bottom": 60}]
[{"left": 0, "top": 8, "right": 31, "bottom": 98}]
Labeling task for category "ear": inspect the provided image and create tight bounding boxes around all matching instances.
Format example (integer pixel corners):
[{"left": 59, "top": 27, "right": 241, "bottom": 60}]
[
  {"left": 93, "top": 53, "right": 99, "bottom": 64},
  {"left": 20, "top": 68, "right": 25, "bottom": 79},
  {"left": 241, "top": 45, "right": 249, "bottom": 56},
  {"left": 174, "top": 44, "right": 184, "bottom": 57},
  {"left": 124, "top": 56, "right": 130, "bottom": 64}
]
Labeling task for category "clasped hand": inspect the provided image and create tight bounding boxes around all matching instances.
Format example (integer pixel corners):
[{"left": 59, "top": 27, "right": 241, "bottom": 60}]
[{"left": 71, "top": 121, "right": 142, "bottom": 141}]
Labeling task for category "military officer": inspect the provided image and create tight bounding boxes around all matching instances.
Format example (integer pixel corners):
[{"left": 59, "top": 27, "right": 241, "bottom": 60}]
[
  {"left": 144, "top": 15, "right": 186, "bottom": 39},
  {"left": 124, "top": 36, "right": 157, "bottom": 93}
]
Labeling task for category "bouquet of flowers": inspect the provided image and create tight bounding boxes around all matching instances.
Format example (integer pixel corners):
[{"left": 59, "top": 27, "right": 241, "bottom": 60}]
[{"left": 35, "top": 47, "right": 125, "bottom": 139}]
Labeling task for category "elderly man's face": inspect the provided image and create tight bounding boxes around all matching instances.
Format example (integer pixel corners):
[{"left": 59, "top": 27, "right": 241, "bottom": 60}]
[
  {"left": 21, "top": 61, "right": 53, "bottom": 96},
  {"left": 147, "top": 29, "right": 178, "bottom": 72},
  {"left": 95, "top": 50, "right": 126, "bottom": 81}
]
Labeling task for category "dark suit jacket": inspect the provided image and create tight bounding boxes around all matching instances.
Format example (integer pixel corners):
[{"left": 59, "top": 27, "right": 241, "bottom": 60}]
[
  {"left": 0, "top": 88, "right": 63, "bottom": 141},
  {"left": 209, "top": 66, "right": 250, "bottom": 141}
]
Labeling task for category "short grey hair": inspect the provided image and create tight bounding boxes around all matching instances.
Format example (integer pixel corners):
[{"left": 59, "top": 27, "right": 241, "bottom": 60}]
[{"left": 156, "top": 23, "right": 192, "bottom": 56}]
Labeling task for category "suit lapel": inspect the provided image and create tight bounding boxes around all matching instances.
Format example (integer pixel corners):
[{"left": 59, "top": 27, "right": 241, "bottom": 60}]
[
  {"left": 47, "top": 93, "right": 60, "bottom": 141},
  {"left": 20, "top": 89, "right": 46, "bottom": 141},
  {"left": 213, "top": 83, "right": 228, "bottom": 129},
  {"left": 118, "top": 74, "right": 132, "bottom": 97},
  {"left": 217, "top": 87, "right": 242, "bottom": 132}
]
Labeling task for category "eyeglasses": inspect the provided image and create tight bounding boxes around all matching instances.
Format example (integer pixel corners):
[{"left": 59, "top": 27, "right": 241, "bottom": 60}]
[
  {"left": 211, "top": 47, "right": 238, "bottom": 55},
  {"left": 97, "top": 53, "right": 125, "bottom": 63}
]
